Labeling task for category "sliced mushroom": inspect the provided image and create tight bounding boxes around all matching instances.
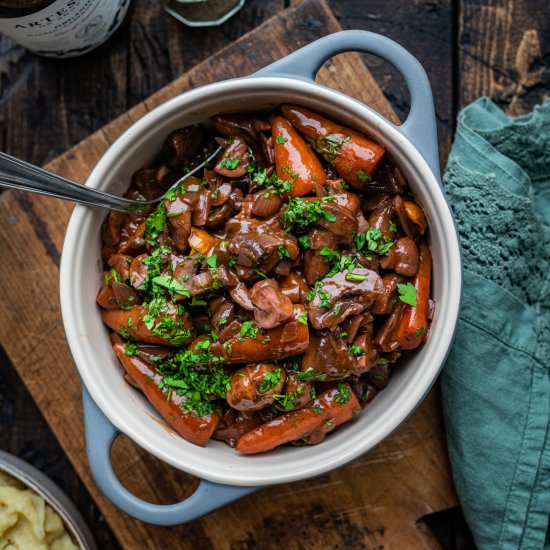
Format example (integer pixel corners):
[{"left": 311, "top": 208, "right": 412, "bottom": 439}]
[{"left": 250, "top": 279, "right": 294, "bottom": 329}]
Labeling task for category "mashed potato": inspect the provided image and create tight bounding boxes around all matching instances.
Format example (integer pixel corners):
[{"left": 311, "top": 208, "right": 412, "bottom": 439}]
[{"left": 0, "top": 471, "right": 79, "bottom": 550}]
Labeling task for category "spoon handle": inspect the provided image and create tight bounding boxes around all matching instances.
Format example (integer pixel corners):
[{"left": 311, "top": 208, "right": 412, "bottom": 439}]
[{"left": 0, "top": 152, "right": 150, "bottom": 214}]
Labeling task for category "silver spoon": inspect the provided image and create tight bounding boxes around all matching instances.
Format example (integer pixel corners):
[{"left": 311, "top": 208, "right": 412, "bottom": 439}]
[{"left": 0, "top": 147, "right": 222, "bottom": 214}]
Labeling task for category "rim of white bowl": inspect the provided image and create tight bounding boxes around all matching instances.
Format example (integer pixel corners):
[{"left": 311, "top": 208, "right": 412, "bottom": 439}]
[{"left": 60, "top": 77, "right": 462, "bottom": 486}]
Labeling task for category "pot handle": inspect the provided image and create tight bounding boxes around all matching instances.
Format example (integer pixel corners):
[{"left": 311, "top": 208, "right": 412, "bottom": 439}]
[
  {"left": 254, "top": 30, "right": 440, "bottom": 179},
  {"left": 81, "top": 385, "right": 258, "bottom": 525}
]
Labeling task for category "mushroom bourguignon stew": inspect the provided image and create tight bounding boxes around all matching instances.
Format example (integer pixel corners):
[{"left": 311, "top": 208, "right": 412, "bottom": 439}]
[{"left": 97, "top": 104, "right": 433, "bottom": 454}]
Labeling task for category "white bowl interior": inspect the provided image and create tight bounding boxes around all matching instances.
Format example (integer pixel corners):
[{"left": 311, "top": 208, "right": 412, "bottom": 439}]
[{"left": 61, "top": 78, "right": 461, "bottom": 486}]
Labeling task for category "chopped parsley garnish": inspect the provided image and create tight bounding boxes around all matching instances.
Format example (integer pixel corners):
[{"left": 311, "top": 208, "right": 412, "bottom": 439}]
[
  {"left": 228, "top": 257, "right": 237, "bottom": 268},
  {"left": 308, "top": 133, "right": 350, "bottom": 164},
  {"left": 259, "top": 368, "right": 282, "bottom": 393},
  {"left": 333, "top": 382, "right": 351, "bottom": 405},
  {"left": 415, "top": 327, "right": 426, "bottom": 337},
  {"left": 325, "top": 254, "right": 355, "bottom": 278},
  {"left": 103, "top": 268, "right": 122, "bottom": 285},
  {"left": 349, "top": 344, "right": 364, "bottom": 356},
  {"left": 273, "top": 382, "right": 306, "bottom": 411},
  {"left": 239, "top": 320, "right": 259, "bottom": 341},
  {"left": 164, "top": 184, "right": 186, "bottom": 201},
  {"left": 219, "top": 157, "right": 240, "bottom": 170},
  {"left": 355, "top": 227, "right": 394, "bottom": 256},
  {"left": 313, "top": 405, "right": 323, "bottom": 414},
  {"left": 278, "top": 245, "right": 291, "bottom": 260},
  {"left": 346, "top": 273, "right": 366, "bottom": 282},
  {"left": 143, "top": 203, "right": 167, "bottom": 245},
  {"left": 252, "top": 167, "right": 291, "bottom": 195},
  {"left": 275, "top": 135, "right": 288, "bottom": 144},
  {"left": 206, "top": 254, "right": 218, "bottom": 269},
  {"left": 151, "top": 317, "right": 191, "bottom": 345},
  {"left": 297, "top": 311, "right": 308, "bottom": 325},
  {"left": 318, "top": 246, "right": 339, "bottom": 263},
  {"left": 123, "top": 342, "right": 138, "bottom": 357},
  {"left": 156, "top": 344, "right": 228, "bottom": 416},
  {"left": 397, "top": 282, "right": 417, "bottom": 306},
  {"left": 355, "top": 169, "right": 370, "bottom": 183},
  {"left": 296, "top": 367, "right": 327, "bottom": 382},
  {"left": 282, "top": 196, "right": 336, "bottom": 231},
  {"left": 298, "top": 235, "right": 311, "bottom": 249},
  {"left": 317, "top": 290, "right": 331, "bottom": 309},
  {"left": 142, "top": 297, "right": 170, "bottom": 329},
  {"left": 152, "top": 276, "right": 190, "bottom": 297}
]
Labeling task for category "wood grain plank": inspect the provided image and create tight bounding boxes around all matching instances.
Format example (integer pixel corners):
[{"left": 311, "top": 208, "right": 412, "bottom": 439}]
[
  {"left": 327, "top": 0, "right": 456, "bottom": 167},
  {"left": 0, "top": 1, "right": 457, "bottom": 548},
  {"left": 0, "top": 0, "right": 286, "bottom": 167},
  {"left": 459, "top": 0, "right": 550, "bottom": 113}
]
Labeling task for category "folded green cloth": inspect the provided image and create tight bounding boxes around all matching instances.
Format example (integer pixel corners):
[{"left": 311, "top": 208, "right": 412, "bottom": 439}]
[{"left": 441, "top": 97, "right": 550, "bottom": 549}]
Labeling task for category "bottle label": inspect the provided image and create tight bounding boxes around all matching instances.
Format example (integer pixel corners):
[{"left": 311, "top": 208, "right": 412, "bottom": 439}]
[{"left": 0, "top": 0, "right": 130, "bottom": 57}]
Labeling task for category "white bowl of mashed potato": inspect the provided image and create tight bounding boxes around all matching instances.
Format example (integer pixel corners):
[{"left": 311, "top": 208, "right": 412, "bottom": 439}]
[{"left": 0, "top": 451, "right": 96, "bottom": 550}]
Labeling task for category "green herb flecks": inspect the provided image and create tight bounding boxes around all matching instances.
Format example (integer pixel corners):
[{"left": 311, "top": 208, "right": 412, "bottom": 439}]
[
  {"left": 333, "top": 382, "right": 351, "bottom": 405},
  {"left": 298, "top": 235, "right": 311, "bottom": 249},
  {"left": 152, "top": 276, "right": 190, "bottom": 297},
  {"left": 345, "top": 273, "right": 366, "bottom": 282},
  {"left": 318, "top": 246, "right": 339, "bottom": 264},
  {"left": 144, "top": 203, "right": 167, "bottom": 245},
  {"left": 307, "top": 133, "right": 350, "bottom": 165},
  {"left": 252, "top": 167, "right": 292, "bottom": 195},
  {"left": 355, "top": 227, "right": 394, "bottom": 256},
  {"left": 157, "top": 343, "right": 228, "bottom": 416},
  {"left": 296, "top": 367, "right": 327, "bottom": 382},
  {"left": 349, "top": 344, "right": 364, "bottom": 357},
  {"left": 239, "top": 320, "right": 259, "bottom": 341},
  {"left": 123, "top": 342, "right": 139, "bottom": 357},
  {"left": 219, "top": 157, "right": 240, "bottom": 170},
  {"left": 259, "top": 368, "right": 282, "bottom": 393},
  {"left": 278, "top": 245, "right": 291, "bottom": 260},
  {"left": 397, "top": 282, "right": 417, "bottom": 306},
  {"left": 281, "top": 196, "right": 336, "bottom": 231},
  {"left": 355, "top": 169, "right": 370, "bottom": 183}
]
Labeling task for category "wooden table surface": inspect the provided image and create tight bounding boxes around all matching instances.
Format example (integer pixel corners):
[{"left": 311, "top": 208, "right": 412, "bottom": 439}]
[{"left": 0, "top": 1, "right": 548, "bottom": 549}]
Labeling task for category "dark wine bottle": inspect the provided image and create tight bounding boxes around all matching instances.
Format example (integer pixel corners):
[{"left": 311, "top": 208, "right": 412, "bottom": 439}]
[{"left": 0, "top": 0, "right": 131, "bottom": 57}]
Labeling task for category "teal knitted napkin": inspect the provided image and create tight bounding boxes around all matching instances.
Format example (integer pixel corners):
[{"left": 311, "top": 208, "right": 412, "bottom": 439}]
[{"left": 441, "top": 97, "right": 550, "bottom": 549}]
